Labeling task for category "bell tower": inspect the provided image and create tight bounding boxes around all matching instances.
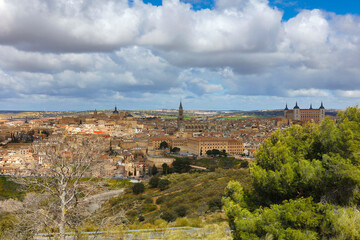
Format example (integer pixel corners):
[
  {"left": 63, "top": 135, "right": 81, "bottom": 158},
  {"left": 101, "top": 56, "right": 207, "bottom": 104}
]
[{"left": 177, "top": 101, "right": 185, "bottom": 131}]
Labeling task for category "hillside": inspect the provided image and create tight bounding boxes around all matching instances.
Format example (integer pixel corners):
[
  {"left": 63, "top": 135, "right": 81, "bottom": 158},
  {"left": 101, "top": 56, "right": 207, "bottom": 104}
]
[{"left": 86, "top": 168, "right": 251, "bottom": 230}]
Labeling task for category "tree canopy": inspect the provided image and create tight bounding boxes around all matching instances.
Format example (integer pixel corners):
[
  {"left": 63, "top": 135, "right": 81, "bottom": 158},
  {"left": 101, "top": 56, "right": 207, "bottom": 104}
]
[
  {"left": 170, "top": 147, "right": 180, "bottom": 153},
  {"left": 206, "top": 149, "right": 227, "bottom": 157},
  {"left": 159, "top": 141, "right": 169, "bottom": 149},
  {"left": 223, "top": 106, "right": 360, "bottom": 239},
  {"left": 172, "top": 158, "right": 191, "bottom": 173}
]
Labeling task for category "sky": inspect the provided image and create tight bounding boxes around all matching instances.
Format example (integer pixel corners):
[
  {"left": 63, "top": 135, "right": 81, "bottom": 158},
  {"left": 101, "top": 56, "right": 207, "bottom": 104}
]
[{"left": 0, "top": 0, "right": 360, "bottom": 111}]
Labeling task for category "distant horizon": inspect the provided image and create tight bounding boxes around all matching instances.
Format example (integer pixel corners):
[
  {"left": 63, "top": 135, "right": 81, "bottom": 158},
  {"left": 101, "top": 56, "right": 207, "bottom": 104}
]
[{"left": 0, "top": 105, "right": 345, "bottom": 113}]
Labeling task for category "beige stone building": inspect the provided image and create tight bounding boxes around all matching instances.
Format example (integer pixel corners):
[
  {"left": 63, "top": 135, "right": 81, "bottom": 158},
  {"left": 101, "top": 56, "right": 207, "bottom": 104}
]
[
  {"left": 147, "top": 156, "right": 175, "bottom": 168},
  {"left": 187, "top": 137, "right": 243, "bottom": 156},
  {"left": 284, "top": 102, "right": 325, "bottom": 122},
  {"left": 148, "top": 137, "right": 172, "bottom": 150},
  {"left": 148, "top": 137, "right": 188, "bottom": 152}
]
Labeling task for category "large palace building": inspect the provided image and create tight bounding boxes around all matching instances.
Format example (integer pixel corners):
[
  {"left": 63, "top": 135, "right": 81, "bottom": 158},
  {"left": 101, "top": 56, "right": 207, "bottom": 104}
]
[{"left": 284, "top": 102, "right": 325, "bottom": 122}]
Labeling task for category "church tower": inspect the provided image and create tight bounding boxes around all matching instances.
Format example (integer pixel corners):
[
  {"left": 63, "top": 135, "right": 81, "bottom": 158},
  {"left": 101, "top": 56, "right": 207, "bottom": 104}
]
[{"left": 177, "top": 101, "right": 185, "bottom": 131}]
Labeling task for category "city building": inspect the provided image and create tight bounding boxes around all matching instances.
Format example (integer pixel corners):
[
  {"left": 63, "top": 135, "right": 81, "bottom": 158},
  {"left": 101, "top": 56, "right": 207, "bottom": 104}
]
[
  {"left": 187, "top": 137, "right": 243, "bottom": 156},
  {"left": 284, "top": 102, "right": 325, "bottom": 122}
]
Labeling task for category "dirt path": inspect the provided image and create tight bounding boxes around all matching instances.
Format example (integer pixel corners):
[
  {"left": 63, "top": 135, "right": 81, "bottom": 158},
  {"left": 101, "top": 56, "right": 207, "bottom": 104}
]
[{"left": 83, "top": 188, "right": 125, "bottom": 203}]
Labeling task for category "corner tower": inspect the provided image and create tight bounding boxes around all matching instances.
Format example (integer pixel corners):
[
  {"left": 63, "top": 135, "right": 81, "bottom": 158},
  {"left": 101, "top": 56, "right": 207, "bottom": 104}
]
[
  {"left": 319, "top": 102, "right": 325, "bottom": 121},
  {"left": 293, "top": 102, "right": 300, "bottom": 121},
  {"left": 284, "top": 103, "right": 289, "bottom": 118}
]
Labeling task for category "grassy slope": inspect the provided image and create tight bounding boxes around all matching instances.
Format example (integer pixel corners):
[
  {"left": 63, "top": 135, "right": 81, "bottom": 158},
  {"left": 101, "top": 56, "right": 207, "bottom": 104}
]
[
  {"left": 193, "top": 157, "right": 243, "bottom": 169},
  {"left": 93, "top": 168, "right": 251, "bottom": 228},
  {"left": 0, "top": 177, "right": 24, "bottom": 200}
]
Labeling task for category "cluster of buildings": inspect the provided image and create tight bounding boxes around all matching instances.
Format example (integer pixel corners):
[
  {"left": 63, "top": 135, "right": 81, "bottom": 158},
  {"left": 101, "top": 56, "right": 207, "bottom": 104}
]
[{"left": 0, "top": 102, "right": 326, "bottom": 177}]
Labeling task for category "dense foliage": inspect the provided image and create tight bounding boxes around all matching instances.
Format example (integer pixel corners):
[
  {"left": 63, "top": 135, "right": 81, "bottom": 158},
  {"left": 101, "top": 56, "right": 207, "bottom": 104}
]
[
  {"left": 132, "top": 183, "right": 145, "bottom": 195},
  {"left": 159, "top": 141, "right": 169, "bottom": 149},
  {"left": 170, "top": 147, "right": 180, "bottom": 153},
  {"left": 193, "top": 157, "right": 241, "bottom": 169},
  {"left": 149, "top": 176, "right": 160, "bottom": 188},
  {"left": 158, "top": 179, "right": 171, "bottom": 191},
  {"left": 162, "top": 163, "right": 174, "bottom": 175},
  {"left": 172, "top": 158, "right": 191, "bottom": 173},
  {"left": 206, "top": 149, "right": 227, "bottom": 157},
  {"left": 223, "top": 106, "right": 360, "bottom": 239},
  {"left": 151, "top": 165, "right": 158, "bottom": 175}
]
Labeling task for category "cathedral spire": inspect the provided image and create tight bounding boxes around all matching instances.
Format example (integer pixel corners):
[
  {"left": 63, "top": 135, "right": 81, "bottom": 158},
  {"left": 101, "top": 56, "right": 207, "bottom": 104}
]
[
  {"left": 178, "top": 101, "right": 184, "bottom": 117},
  {"left": 113, "top": 106, "right": 119, "bottom": 114},
  {"left": 310, "top": 104, "right": 313, "bottom": 109},
  {"left": 179, "top": 98, "right": 183, "bottom": 110},
  {"left": 284, "top": 103, "right": 288, "bottom": 110},
  {"left": 178, "top": 101, "right": 184, "bottom": 131},
  {"left": 319, "top": 102, "right": 325, "bottom": 109}
]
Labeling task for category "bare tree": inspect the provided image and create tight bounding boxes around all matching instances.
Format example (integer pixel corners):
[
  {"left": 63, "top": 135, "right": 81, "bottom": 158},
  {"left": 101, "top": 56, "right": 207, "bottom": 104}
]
[{"left": 27, "top": 135, "right": 108, "bottom": 240}]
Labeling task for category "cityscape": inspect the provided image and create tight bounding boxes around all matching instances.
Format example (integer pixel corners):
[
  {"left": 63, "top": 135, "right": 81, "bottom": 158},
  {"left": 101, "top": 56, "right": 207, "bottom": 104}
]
[
  {"left": 1, "top": 0, "right": 360, "bottom": 239},
  {"left": 1, "top": 102, "right": 327, "bottom": 177}
]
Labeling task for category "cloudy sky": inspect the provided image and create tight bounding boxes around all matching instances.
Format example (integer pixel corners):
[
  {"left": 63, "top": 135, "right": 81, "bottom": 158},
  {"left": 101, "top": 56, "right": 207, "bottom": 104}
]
[{"left": 0, "top": 0, "right": 360, "bottom": 111}]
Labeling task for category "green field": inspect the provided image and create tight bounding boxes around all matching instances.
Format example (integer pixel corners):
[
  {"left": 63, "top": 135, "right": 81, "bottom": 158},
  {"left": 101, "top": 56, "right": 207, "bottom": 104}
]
[{"left": 161, "top": 116, "right": 198, "bottom": 119}]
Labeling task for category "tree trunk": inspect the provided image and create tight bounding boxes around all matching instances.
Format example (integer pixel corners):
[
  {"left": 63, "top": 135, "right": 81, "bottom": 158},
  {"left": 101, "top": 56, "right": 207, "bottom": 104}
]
[{"left": 59, "top": 184, "right": 66, "bottom": 240}]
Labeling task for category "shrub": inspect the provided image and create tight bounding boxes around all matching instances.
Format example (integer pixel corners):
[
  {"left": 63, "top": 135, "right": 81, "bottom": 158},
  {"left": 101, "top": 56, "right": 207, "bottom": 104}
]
[
  {"left": 158, "top": 179, "right": 171, "bottom": 191},
  {"left": 149, "top": 176, "right": 160, "bottom": 188},
  {"left": 142, "top": 203, "right": 157, "bottom": 213},
  {"left": 162, "top": 163, "right": 169, "bottom": 175},
  {"left": 175, "top": 217, "right": 190, "bottom": 227},
  {"left": 132, "top": 183, "right": 145, "bottom": 195},
  {"left": 156, "top": 196, "right": 165, "bottom": 205},
  {"left": 240, "top": 160, "right": 249, "bottom": 168},
  {"left": 175, "top": 205, "right": 188, "bottom": 217},
  {"left": 161, "top": 211, "right": 176, "bottom": 222},
  {"left": 0, "top": 214, "right": 16, "bottom": 238},
  {"left": 154, "top": 219, "right": 168, "bottom": 228},
  {"left": 189, "top": 217, "right": 203, "bottom": 228},
  {"left": 208, "top": 197, "right": 223, "bottom": 211},
  {"left": 151, "top": 165, "right": 158, "bottom": 175},
  {"left": 143, "top": 196, "right": 153, "bottom": 204}
]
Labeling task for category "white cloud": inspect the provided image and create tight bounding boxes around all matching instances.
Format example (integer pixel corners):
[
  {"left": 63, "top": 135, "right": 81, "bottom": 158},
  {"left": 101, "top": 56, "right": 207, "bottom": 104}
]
[
  {"left": 284, "top": 10, "right": 329, "bottom": 50},
  {"left": 0, "top": 0, "right": 360, "bottom": 109},
  {"left": 287, "top": 88, "right": 330, "bottom": 97},
  {"left": 336, "top": 90, "right": 360, "bottom": 98}
]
